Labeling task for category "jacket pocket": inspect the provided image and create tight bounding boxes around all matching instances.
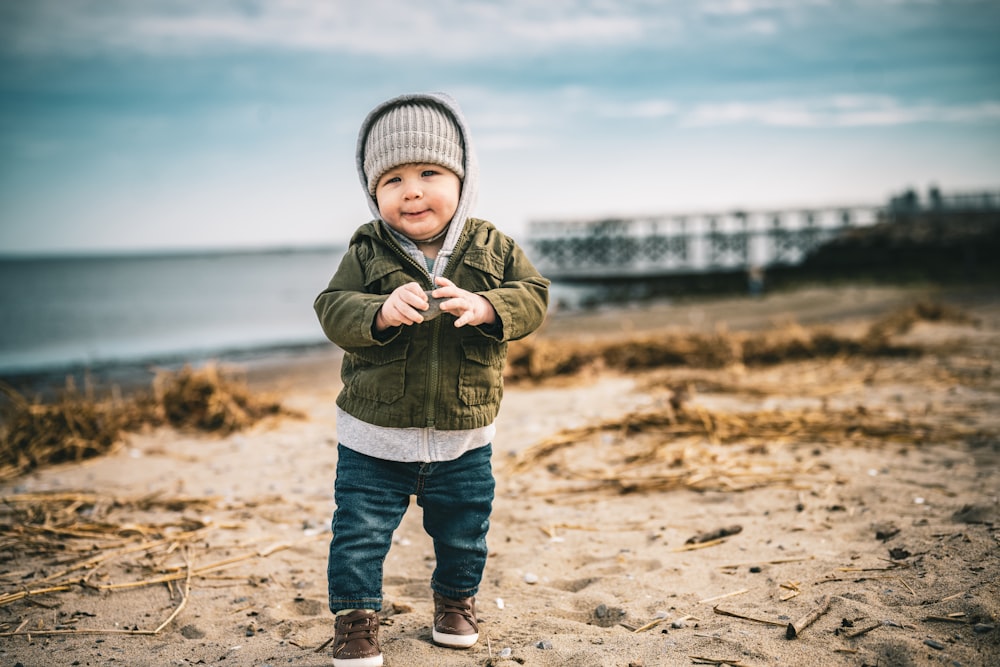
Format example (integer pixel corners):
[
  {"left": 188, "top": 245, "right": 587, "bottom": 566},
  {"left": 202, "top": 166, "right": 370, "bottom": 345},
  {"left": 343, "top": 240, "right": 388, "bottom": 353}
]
[
  {"left": 345, "top": 341, "right": 409, "bottom": 404},
  {"left": 458, "top": 339, "right": 505, "bottom": 406}
]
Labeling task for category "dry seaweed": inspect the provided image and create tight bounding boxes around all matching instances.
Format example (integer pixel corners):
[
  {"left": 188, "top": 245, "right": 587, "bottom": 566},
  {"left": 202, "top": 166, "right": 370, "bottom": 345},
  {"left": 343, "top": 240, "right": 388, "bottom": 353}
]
[
  {"left": 865, "top": 299, "right": 977, "bottom": 340},
  {"left": 0, "top": 488, "right": 314, "bottom": 641},
  {"left": 0, "top": 363, "right": 298, "bottom": 480},
  {"left": 507, "top": 403, "right": 985, "bottom": 497},
  {"left": 506, "top": 300, "right": 971, "bottom": 382},
  {"left": 151, "top": 363, "right": 288, "bottom": 433},
  {"left": 0, "top": 379, "right": 140, "bottom": 480}
]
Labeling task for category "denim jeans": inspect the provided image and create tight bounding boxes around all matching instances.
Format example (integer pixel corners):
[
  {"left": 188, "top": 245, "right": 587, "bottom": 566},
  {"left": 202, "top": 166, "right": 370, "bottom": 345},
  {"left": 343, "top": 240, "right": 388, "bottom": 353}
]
[{"left": 327, "top": 443, "right": 495, "bottom": 612}]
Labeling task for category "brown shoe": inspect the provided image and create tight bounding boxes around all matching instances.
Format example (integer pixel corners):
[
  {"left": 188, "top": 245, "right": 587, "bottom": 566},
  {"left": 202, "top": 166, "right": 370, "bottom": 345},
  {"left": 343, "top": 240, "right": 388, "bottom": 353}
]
[
  {"left": 432, "top": 592, "right": 479, "bottom": 648},
  {"left": 332, "top": 609, "right": 382, "bottom": 667}
]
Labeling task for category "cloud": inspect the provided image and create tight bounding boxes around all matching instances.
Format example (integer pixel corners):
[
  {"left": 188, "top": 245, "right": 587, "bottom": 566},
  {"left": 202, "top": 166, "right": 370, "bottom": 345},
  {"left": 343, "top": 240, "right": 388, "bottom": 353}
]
[
  {"left": 0, "top": 0, "right": 667, "bottom": 58},
  {"left": 681, "top": 95, "right": 1000, "bottom": 128},
  {"left": 598, "top": 99, "right": 679, "bottom": 119}
]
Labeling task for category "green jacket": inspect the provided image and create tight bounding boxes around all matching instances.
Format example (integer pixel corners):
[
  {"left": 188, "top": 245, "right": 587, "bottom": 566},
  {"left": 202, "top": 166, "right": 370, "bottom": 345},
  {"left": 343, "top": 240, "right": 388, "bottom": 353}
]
[{"left": 315, "top": 217, "right": 550, "bottom": 430}]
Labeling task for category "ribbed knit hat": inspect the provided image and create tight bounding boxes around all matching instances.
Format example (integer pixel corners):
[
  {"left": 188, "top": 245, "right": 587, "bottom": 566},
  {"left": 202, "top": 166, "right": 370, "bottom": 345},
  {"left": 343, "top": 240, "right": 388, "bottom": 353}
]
[{"left": 363, "top": 102, "right": 465, "bottom": 196}]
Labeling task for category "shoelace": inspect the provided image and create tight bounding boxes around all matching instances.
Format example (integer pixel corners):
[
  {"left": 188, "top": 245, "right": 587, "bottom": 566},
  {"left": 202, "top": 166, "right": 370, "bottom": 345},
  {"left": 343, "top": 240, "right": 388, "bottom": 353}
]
[
  {"left": 338, "top": 614, "right": 377, "bottom": 642},
  {"left": 437, "top": 599, "right": 475, "bottom": 623}
]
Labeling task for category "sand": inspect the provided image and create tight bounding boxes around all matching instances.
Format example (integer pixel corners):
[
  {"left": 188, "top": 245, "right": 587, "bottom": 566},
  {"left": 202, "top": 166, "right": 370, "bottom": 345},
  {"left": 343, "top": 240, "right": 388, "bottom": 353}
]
[{"left": 2, "top": 283, "right": 998, "bottom": 667}]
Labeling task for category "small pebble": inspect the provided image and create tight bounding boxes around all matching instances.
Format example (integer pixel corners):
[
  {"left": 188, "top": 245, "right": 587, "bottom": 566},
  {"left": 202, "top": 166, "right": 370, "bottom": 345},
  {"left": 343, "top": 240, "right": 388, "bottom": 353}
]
[
  {"left": 974, "top": 623, "right": 995, "bottom": 634},
  {"left": 749, "top": 566, "right": 762, "bottom": 573},
  {"left": 499, "top": 647, "right": 512, "bottom": 658},
  {"left": 923, "top": 639, "right": 945, "bottom": 650},
  {"left": 671, "top": 620, "right": 686, "bottom": 629},
  {"left": 422, "top": 290, "right": 447, "bottom": 320},
  {"left": 536, "top": 640, "right": 554, "bottom": 649},
  {"left": 496, "top": 597, "right": 505, "bottom": 609},
  {"left": 523, "top": 572, "right": 539, "bottom": 584}
]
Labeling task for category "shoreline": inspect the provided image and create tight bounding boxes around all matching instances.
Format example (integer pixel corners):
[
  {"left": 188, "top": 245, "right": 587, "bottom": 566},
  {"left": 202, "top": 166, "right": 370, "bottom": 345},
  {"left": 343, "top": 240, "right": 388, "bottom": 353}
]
[{"left": 4, "top": 281, "right": 984, "bottom": 400}]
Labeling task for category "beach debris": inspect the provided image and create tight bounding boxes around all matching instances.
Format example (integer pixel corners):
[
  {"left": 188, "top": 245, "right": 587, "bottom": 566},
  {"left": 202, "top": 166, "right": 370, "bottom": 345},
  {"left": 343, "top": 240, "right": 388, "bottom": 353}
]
[
  {"left": 873, "top": 523, "right": 900, "bottom": 541},
  {"left": 153, "top": 363, "right": 292, "bottom": 433},
  {"left": 864, "top": 300, "right": 976, "bottom": 340},
  {"left": 686, "top": 525, "right": 743, "bottom": 544},
  {"left": 507, "top": 397, "right": 981, "bottom": 497},
  {"left": 672, "top": 537, "right": 730, "bottom": 552},
  {"left": 923, "top": 613, "right": 969, "bottom": 624},
  {"left": 888, "top": 547, "right": 911, "bottom": 560},
  {"left": 0, "top": 489, "right": 320, "bottom": 641},
  {"left": 712, "top": 605, "right": 785, "bottom": 628},
  {"left": 839, "top": 619, "right": 882, "bottom": 638},
  {"left": 631, "top": 613, "right": 670, "bottom": 634},
  {"left": 591, "top": 604, "right": 626, "bottom": 627},
  {"left": 496, "top": 597, "right": 505, "bottom": 609},
  {"left": 505, "top": 300, "right": 970, "bottom": 382},
  {"left": 779, "top": 581, "right": 802, "bottom": 601},
  {"left": 690, "top": 657, "right": 749, "bottom": 667},
  {"left": 0, "top": 379, "right": 133, "bottom": 480},
  {"left": 786, "top": 594, "right": 832, "bottom": 639},
  {"left": 699, "top": 589, "right": 749, "bottom": 605},
  {"left": 720, "top": 556, "right": 814, "bottom": 570},
  {"left": 0, "top": 363, "right": 298, "bottom": 480}
]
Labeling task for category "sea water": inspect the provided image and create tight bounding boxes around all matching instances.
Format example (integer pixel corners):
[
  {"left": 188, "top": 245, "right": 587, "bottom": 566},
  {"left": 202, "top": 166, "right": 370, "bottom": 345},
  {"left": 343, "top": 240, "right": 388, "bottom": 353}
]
[
  {"left": 0, "top": 247, "right": 594, "bottom": 379},
  {"left": 0, "top": 248, "right": 345, "bottom": 376}
]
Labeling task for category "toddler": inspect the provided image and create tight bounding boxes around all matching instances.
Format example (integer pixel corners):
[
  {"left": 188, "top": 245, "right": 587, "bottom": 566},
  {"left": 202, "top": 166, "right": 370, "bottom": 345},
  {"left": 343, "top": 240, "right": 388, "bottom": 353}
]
[{"left": 314, "top": 92, "right": 549, "bottom": 666}]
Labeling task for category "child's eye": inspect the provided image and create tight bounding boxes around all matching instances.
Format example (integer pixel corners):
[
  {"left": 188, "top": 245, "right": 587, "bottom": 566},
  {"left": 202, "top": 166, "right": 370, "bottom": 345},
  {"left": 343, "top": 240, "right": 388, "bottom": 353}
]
[
  {"left": 383, "top": 175, "right": 401, "bottom": 185},
  {"left": 421, "top": 169, "right": 439, "bottom": 178}
]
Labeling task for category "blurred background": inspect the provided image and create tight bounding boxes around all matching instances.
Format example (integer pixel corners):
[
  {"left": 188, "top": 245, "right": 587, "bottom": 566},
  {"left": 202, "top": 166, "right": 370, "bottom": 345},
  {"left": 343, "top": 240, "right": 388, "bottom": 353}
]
[{"left": 1, "top": 0, "right": 999, "bottom": 378}]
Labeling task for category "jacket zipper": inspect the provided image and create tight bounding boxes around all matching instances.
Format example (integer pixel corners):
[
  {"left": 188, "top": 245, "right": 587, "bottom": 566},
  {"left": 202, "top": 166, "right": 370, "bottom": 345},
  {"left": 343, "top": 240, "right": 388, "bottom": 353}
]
[{"left": 381, "top": 231, "right": 448, "bottom": 432}]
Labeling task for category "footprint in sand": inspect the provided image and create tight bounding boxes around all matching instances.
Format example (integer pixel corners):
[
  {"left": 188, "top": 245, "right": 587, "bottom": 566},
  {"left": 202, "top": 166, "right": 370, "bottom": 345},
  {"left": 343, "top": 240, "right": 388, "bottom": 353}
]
[{"left": 292, "top": 597, "right": 325, "bottom": 616}]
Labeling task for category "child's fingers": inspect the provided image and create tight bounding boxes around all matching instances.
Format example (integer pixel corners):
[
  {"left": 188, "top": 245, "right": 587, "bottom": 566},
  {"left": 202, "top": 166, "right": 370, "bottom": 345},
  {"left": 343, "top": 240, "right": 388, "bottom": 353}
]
[{"left": 383, "top": 283, "right": 430, "bottom": 325}]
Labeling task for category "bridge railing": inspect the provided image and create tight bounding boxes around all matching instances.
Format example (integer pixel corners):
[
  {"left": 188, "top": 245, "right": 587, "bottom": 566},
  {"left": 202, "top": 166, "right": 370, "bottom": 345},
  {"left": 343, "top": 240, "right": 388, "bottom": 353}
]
[{"left": 527, "top": 206, "right": 883, "bottom": 279}]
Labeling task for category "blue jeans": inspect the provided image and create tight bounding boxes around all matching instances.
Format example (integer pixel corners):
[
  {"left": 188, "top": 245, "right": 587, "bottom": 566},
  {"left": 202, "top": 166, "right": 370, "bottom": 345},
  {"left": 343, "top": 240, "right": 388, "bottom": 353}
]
[{"left": 327, "top": 443, "right": 495, "bottom": 612}]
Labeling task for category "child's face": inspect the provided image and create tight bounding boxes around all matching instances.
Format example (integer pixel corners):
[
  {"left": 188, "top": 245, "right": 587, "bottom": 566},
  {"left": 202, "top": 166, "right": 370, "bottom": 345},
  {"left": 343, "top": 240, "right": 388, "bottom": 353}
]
[{"left": 375, "top": 163, "right": 461, "bottom": 242}]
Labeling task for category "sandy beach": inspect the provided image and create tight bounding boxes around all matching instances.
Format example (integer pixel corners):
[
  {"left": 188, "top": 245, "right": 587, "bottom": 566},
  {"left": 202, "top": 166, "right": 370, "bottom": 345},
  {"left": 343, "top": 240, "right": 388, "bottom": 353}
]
[{"left": 2, "top": 283, "right": 998, "bottom": 667}]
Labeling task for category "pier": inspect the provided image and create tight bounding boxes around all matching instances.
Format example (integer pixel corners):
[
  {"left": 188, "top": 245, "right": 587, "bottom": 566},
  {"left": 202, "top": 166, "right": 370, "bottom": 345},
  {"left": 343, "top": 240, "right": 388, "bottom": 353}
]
[{"left": 526, "top": 188, "right": 1000, "bottom": 282}]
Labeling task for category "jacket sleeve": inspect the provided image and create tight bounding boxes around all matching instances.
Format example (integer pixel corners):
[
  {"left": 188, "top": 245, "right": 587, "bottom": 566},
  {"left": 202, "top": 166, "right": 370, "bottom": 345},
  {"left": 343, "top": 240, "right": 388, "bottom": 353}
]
[
  {"left": 313, "top": 244, "right": 396, "bottom": 350},
  {"left": 479, "top": 237, "right": 550, "bottom": 342}
]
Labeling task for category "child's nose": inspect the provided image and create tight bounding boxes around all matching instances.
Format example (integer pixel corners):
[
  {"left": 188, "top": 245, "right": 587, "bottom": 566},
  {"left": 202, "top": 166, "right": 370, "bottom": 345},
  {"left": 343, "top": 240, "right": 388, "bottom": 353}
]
[{"left": 403, "top": 180, "right": 422, "bottom": 198}]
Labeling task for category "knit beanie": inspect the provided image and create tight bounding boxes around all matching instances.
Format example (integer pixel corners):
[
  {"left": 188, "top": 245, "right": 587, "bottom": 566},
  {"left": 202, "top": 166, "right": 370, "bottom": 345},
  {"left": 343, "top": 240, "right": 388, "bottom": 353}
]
[{"left": 363, "top": 102, "right": 465, "bottom": 196}]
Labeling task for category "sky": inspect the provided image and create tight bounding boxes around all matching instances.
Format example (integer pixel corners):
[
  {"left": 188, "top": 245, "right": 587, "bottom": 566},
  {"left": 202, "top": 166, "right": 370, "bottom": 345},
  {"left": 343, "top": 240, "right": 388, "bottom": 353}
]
[{"left": 1, "top": 0, "right": 999, "bottom": 255}]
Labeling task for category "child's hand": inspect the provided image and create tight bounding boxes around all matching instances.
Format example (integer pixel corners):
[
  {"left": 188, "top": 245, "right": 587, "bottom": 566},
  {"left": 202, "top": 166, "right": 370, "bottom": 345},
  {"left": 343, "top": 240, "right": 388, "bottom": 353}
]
[
  {"left": 376, "top": 282, "right": 429, "bottom": 330},
  {"left": 432, "top": 276, "right": 498, "bottom": 328}
]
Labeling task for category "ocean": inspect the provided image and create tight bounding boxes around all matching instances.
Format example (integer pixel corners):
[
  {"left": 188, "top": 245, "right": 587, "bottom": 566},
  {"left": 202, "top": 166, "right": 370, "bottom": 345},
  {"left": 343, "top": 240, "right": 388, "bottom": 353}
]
[
  {"left": 0, "top": 246, "right": 612, "bottom": 391},
  {"left": 0, "top": 248, "right": 347, "bottom": 378}
]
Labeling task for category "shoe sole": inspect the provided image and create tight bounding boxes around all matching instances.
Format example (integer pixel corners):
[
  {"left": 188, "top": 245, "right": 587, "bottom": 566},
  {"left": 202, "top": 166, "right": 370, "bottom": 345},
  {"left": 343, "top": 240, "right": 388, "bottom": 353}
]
[
  {"left": 332, "top": 655, "right": 383, "bottom": 667},
  {"left": 432, "top": 629, "right": 479, "bottom": 648}
]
